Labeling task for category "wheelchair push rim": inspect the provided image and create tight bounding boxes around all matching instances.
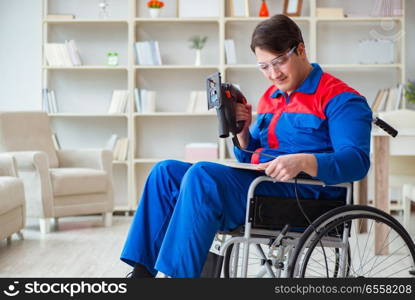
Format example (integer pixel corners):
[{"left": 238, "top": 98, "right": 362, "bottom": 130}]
[{"left": 288, "top": 206, "right": 415, "bottom": 278}]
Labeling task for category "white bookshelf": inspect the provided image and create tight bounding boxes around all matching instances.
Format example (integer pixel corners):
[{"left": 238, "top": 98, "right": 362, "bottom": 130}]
[{"left": 42, "top": 0, "right": 406, "bottom": 211}]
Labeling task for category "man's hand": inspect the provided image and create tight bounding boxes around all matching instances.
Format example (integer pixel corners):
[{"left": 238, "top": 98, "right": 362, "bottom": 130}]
[
  {"left": 257, "top": 153, "right": 317, "bottom": 181},
  {"left": 235, "top": 103, "right": 252, "bottom": 149}
]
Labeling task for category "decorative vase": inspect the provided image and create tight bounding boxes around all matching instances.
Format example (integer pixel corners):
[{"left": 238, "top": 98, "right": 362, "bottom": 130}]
[
  {"left": 149, "top": 8, "right": 161, "bottom": 18},
  {"left": 259, "top": 0, "right": 269, "bottom": 17},
  {"left": 194, "top": 49, "right": 201, "bottom": 66}
]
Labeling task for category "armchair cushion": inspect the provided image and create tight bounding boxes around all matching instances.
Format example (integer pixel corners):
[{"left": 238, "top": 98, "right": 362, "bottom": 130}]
[
  {"left": 50, "top": 168, "right": 108, "bottom": 197},
  {"left": 0, "top": 177, "right": 25, "bottom": 215},
  {"left": 0, "top": 112, "right": 59, "bottom": 168}
]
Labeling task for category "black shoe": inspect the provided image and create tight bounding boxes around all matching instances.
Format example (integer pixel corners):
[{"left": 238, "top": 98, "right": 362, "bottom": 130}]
[{"left": 127, "top": 263, "right": 155, "bottom": 278}]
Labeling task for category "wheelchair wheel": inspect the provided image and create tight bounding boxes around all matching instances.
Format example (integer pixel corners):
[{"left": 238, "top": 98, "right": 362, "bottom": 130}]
[{"left": 288, "top": 205, "right": 415, "bottom": 278}]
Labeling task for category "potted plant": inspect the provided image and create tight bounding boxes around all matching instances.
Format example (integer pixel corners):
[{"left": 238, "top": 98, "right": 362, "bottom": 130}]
[
  {"left": 147, "top": 0, "right": 164, "bottom": 18},
  {"left": 189, "top": 36, "right": 208, "bottom": 66},
  {"left": 405, "top": 80, "right": 415, "bottom": 109}
]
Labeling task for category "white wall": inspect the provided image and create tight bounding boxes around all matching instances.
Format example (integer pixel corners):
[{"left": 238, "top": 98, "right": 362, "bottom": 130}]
[
  {"left": 407, "top": 0, "right": 415, "bottom": 79},
  {"left": 0, "top": 0, "right": 42, "bottom": 111}
]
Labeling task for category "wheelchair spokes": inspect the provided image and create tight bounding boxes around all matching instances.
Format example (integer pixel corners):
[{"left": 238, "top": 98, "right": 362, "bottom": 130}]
[{"left": 293, "top": 209, "right": 415, "bottom": 278}]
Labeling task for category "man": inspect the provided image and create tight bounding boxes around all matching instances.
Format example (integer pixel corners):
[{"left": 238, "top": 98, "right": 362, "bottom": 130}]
[{"left": 120, "top": 14, "right": 372, "bottom": 278}]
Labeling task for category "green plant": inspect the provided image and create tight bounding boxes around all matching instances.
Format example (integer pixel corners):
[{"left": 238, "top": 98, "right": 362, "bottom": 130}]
[
  {"left": 405, "top": 80, "right": 415, "bottom": 104},
  {"left": 189, "top": 36, "right": 208, "bottom": 50}
]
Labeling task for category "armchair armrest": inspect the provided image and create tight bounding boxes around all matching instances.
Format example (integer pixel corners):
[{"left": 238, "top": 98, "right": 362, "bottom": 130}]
[
  {"left": 7, "top": 151, "right": 53, "bottom": 218},
  {"left": 0, "top": 153, "right": 18, "bottom": 177},
  {"left": 57, "top": 149, "right": 113, "bottom": 173}
]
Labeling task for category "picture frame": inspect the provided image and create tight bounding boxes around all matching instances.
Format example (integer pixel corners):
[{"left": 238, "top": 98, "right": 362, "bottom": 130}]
[{"left": 283, "top": 0, "right": 303, "bottom": 17}]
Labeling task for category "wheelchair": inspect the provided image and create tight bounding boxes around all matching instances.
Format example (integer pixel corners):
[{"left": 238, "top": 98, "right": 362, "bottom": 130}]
[{"left": 211, "top": 175, "right": 415, "bottom": 278}]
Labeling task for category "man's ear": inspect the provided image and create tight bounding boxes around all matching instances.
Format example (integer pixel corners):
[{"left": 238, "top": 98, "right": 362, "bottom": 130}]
[{"left": 297, "top": 43, "right": 306, "bottom": 56}]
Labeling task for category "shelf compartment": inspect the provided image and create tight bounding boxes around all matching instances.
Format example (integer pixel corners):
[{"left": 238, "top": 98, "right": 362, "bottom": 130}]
[
  {"left": 44, "top": 66, "right": 128, "bottom": 70},
  {"left": 134, "top": 65, "right": 220, "bottom": 69},
  {"left": 43, "top": 19, "right": 129, "bottom": 24},
  {"left": 135, "top": 22, "right": 219, "bottom": 65},
  {"left": 46, "top": 23, "right": 128, "bottom": 66},
  {"left": 47, "top": 70, "right": 128, "bottom": 115},
  {"left": 135, "top": 68, "right": 219, "bottom": 113},
  {"left": 134, "top": 112, "right": 216, "bottom": 117},
  {"left": 49, "top": 113, "right": 128, "bottom": 118},
  {"left": 224, "top": 17, "right": 311, "bottom": 23},
  {"left": 135, "top": 18, "right": 219, "bottom": 23},
  {"left": 134, "top": 116, "right": 218, "bottom": 159}
]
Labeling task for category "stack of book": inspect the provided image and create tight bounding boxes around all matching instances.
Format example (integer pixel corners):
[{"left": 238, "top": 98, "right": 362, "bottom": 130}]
[
  {"left": 105, "top": 134, "right": 129, "bottom": 161},
  {"left": 316, "top": 7, "right": 344, "bottom": 18},
  {"left": 46, "top": 14, "right": 75, "bottom": 20},
  {"left": 224, "top": 40, "right": 237, "bottom": 64},
  {"left": 134, "top": 41, "right": 162, "bottom": 65},
  {"left": 42, "top": 88, "right": 58, "bottom": 113},
  {"left": 108, "top": 90, "right": 129, "bottom": 114},
  {"left": 371, "top": 83, "right": 405, "bottom": 112},
  {"left": 186, "top": 91, "right": 210, "bottom": 113},
  {"left": 44, "top": 40, "right": 82, "bottom": 67},
  {"left": 371, "top": 0, "right": 402, "bottom": 17},
  {"left": 134, "top": 88, "right": 156, "bottom": 113},
  {"left": 229, "top": 0, "right": 250, "bottom": 17}
]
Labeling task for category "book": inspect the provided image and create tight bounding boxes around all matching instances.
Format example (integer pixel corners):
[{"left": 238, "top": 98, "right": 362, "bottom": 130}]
[
  {"left": 47, "top": 90, "right": 58, "bottom": 113},
  {"left": 371, "top": 89, "right": 382, "bottom": 112},
  {"left": 134, "top": 88, "right": 141, "bottom": 113},
  {"left": 377, "top": 88, "right": 390, "bottom": 112},
  {"left": 44, "top": 42, "right": 82, "bottom": 66},
  {"left": 46, "top": 14, "right": 75, "bottom": 20},
  {"left": 58, "top": 44, "right": 73, "bottom": 66},
  {"left": 108, "top": 90, "right": 129, "bottom": 114},
  {"left": 220, "top": 161, "right": 263, "bottom": 171},
  {"left": 385, "top": 86, "right": 398, "bottom": 112},
  {"left": 105, "top": 134, "right": 118, "bottom": 151},
  {"left": 51, "top": 133, "right": 61, "bottom": 150},
  {"left": 316, "top": 8, "right": 344, "bottom": 18},
  {"left": 187, "top": 91, "right": 210, "bottom": 113},
  {"left": 65, "top": 40, "right": 82, "bottom": 66},
  {"left": 150, "top": 41, "right": 162, "bottom": 65},
  {"left": 113, "top": 137, "right": 129, "bottom": 161},
  {"left": 230, "top": 0, "right": 249, "bottom": 17},
  {"left": 371, "top": 0, "right": 402, "bottom": 17},
  {"left": 42, "top": 88, "right": 49, "bottom": 112},
  {"left": 395, "top": 83, "right": 404, "bottom": 110},
  {"left": 224, "top": 40, "right": 237, "bottom": 64},
  {"left": 141, "top": 91, "right": 156, "bottom": 113},
  {"left": 134, "top": 41, "right": 161, "bottom": 65}
]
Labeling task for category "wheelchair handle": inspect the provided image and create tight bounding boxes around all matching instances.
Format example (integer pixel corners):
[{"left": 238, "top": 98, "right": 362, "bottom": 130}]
[{"left": 373, "top": 117, "right": 398, "bottom": 138}]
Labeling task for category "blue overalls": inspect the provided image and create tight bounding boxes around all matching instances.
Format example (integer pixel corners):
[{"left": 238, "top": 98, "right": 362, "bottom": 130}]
[{"left": 120, "top": 64, "right": 373, "bottom": 277}]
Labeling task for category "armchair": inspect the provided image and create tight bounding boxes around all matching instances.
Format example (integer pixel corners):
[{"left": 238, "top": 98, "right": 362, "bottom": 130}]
[
  {"left": 0, "top": 153, "right": 25, "bottom": 243},
  {"left": 0, "top": 112, "right": 114, "bottom": 234}
]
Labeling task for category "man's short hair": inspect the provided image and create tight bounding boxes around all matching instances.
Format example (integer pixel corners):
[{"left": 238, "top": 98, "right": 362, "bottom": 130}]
[{"left": 250, "top": 14, "right": 304, "bottom": 54}]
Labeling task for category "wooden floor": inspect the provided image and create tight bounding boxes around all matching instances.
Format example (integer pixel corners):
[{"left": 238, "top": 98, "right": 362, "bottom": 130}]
[
  {"left": 0, "top": 213, "right": 414, "bottom": 278},
  {"left": 0, "top": 215, "right": 133, "bottom": 277}
]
